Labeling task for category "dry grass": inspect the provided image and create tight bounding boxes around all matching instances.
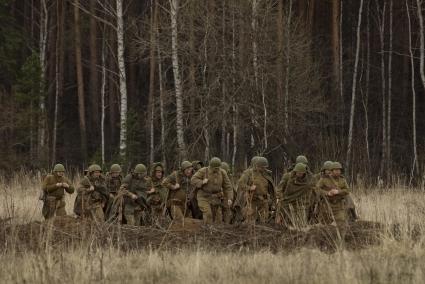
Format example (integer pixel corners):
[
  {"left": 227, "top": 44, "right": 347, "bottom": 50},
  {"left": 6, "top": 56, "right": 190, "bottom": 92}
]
[{"left": 1, "top": 173, "right": 425, "bottom": 283}]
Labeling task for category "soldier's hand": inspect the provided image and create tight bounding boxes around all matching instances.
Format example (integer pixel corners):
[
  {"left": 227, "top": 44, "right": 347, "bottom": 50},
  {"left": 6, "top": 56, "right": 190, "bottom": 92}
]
[
  {"left": 56, "top": 183, "right": 62, "bottom": 187},
  {"left": 62, "top": 183, "right": 69, "bottom": 188},
  {"left": 227, "top": 199, "right": 232, "bottom": 206},
  {"left": 250, "top": 185, "right": 256, "bottom": 191},
  {"left": 148, "top": 188, "right": 156, "bottom": 194},
  {"left": 131, "top": 193, "right": 138, "bottom": 200},
  {"left": 89, "top": 186, "right": 95, "bottom": 192},
  {"left": 173, "top": 183, "right": 180, "bottom": 190},
  {"left": 202, "top": 178, "right": 209, "bottom": 185},
  {"left": 275, "top": 214, "right": 283, "bottom": 225}
]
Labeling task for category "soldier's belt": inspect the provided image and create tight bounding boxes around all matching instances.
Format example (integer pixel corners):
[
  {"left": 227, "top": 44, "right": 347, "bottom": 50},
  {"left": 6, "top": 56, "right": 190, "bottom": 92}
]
[{"left": 201, "top": 190, "right": 224, "bottom": 198}]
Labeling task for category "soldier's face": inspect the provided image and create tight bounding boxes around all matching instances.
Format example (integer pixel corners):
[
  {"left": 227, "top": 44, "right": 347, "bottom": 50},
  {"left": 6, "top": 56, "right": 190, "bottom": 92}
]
[
  {"left": 295, "top": 172, "right": 305, "bottom": 178},
  {"left": 92, "top": 171, "right": 101, "bottom": 178},
  {"left": 332, "top": 169, "right": 341, "bottom": 177},
  {"left": 111, "top": 172, "right": 120, "bottom": 178},
  {"left": 184, "top": 167, "right": 193, "bottom": 177},
  {"left": 56, "top": 171, "right": 64, "bottom": 177},
  {"left": 155, "top": 170, "right": 163, "bottom": 179},
  {"left": 212, "top": 167, "right": 220, "bottom": 173},
  {"left": 324, "top": 170, "right": 331, "bottom": 175}
]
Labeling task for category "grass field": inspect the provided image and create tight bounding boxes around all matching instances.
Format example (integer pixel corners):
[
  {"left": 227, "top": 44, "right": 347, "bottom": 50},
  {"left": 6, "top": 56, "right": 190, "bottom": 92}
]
[{"left": 1, "top": 173, "right": 425, "bottom": 283}]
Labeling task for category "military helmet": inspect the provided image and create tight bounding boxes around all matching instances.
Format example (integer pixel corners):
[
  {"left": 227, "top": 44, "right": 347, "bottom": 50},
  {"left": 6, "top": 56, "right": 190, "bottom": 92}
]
[
  {"left": 296, "top": 155, "right": 308, "bottom": 165},
  {"left": 192, "top": 160, "right": 203, "bottom": 168},
  {"left": 322, "top": 161, "right": 333, "bottom": 171},
  {"left": 110, "top": 164, "right": 122, "bottom": 173},
  {"left": 256, "top": 157, "right": 269, "bottom": 168},
  {"left": 53, "top": 164, "right": 65, "bottom": 172},
  {"left": 181, "top": 161, "right": 193, "bottom": 170},
  {"left": 134, "top": 164, "right": 147, "bottom": 174},
  {"left": 250, "top": 156, "right": 261, "bottom": 167},
  {"left": 209, "top": 157, "right": 222, "bottom": 168},
  {"left": 88, "top": 164, "right": 102, "bottom": 173},
  {"left": 293, "top": 163, "right": 307, "bottom": 173},
  {"left": 220, "top": 162, "right": 230, "bottom": 173},
  {"left": 154, "top": 164, "right": 163, "bottom": 172},
  {"left": 331, "top": 162, "right": 343, "bottom": 170}
]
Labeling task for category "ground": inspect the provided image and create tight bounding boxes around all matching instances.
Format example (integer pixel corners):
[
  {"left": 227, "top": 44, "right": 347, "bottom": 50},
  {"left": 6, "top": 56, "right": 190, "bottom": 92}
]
[{"left": 0, "top": 173, "right": 425, "bottom": 283}]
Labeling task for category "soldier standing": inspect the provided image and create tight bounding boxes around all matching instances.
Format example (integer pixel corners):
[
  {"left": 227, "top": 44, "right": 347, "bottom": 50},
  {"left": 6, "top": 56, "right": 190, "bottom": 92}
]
[
  {"left": 105, "top": 164, "right": 123, "bottom": 222},
  {"left": 41, "top": 164, "right": 75, "bottom": 219},
  {"left": 237, "top": 157, "right": 275, "bottom": 224},
  {"left": 148, "top": 162, "right": 167, "bottom": 223},
  {"left": 75, "top": 164, "right": 108, "bottom": 222},
  {"left": 276, "top": 163, "right": 315, "bottom": 228},
  {"left": 316, "top": 162, "right": 351, "bottom": 240},
  {"left": 191, "top": 157, "right": 233, "bottom": 224},
  {"left": 162, "top": 161, "right": 194, "bottom": 221},
  {"left": 220, "top": 161, "right": 234, "bottom": 224},
  {"left": 121, "top": 164, "right": 153, "bottom": 226}
]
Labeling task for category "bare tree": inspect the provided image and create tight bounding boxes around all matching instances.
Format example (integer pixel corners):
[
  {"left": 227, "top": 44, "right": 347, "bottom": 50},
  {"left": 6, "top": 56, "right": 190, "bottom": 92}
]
[
  {"left": 117, "top": 0, "right": 128, "bottom": 159},
  {"left": 38, "top": 0, "right": 48, "bottom": 163},
  {"left": 148, "top": 0, "right": 158, "bottom": 165},
  {"left": 170, "top": 0, "right": 187, "bottom": 160},
  {"left": 89, "top": 0, "right": 99, "bottom": 134},
  {"left": 74, "top": 0, "right": 88, "bottom": 160},
  {"left": 332, "top": 0, "right": 341, "bottom": 96},
  {"left": 387, "top": 0, "right": 393, "bottom": 181},
  {"left": 346, "top": 0, "right": 364, "bottom": 171},
  {"left": 417, "top": 0, "right": 425, "bottom": 94}
]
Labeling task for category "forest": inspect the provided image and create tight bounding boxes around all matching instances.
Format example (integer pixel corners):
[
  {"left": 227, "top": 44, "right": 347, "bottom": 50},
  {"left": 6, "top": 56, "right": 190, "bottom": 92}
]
[{"left": 0, "top": 0, "right": 424, "bottom": 185}]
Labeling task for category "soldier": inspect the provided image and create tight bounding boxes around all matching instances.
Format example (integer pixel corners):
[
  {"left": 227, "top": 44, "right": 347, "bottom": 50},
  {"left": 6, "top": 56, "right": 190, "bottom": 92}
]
[
  {"left": 279, "top": 155, "right": 311, "bottom": 192},
  {"left": 191, "top": 157, "right": 233, "bottom": 224},
  {"left": 162, "top": 161, "right": 194, "bottom": 221},
  {"left": 192, "top": 161, "right": 204, "bottom": 173},
  {"left": 41, "top": 164, "right": 75, "bottom": 220},
  {"left": 121, "top": 164, "right": 153, "bottom": 226},
  {"left": 75, "top": 164, "right": 108, "bottom": 222},
  {"left": 220, "top": 161, "right": 234, "bottom": 224},
  {"left": 237, "top": 156, "right": 275, "bottom": 224},
  {"left": 276, "top": 163, "right": 315, "bottom": 228},
  {"left": 316, "top": 161, "right": 351, "bottom": 240},
  {"left": 148, "top": 162, "right": 167, "bottom": 223},
  {"left": 105, "top": 164, "right": 123, "bottom": 222}
]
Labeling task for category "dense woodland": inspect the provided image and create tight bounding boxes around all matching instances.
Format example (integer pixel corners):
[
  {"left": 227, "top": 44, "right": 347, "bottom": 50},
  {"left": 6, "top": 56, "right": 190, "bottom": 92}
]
[{"left": 0, "top": 0, "right": 425, "bottom": 184}]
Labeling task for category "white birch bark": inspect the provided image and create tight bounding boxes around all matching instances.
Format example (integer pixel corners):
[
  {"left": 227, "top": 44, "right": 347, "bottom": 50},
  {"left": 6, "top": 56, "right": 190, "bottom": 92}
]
[
  {"left": 38, "top": 0, "right": 48, "bottom": 160},
  {"left": 284, "top": 0, "right": 292, "bottom": 137},
  {"left": 346, "top": 0, "right": 364, "bottom": 170},
  {"left": 101, "top": 26, "right": 107, "bottom": 166},
  {"left": 117, "top": 0, "right": 128, "bottom": 159},
  {"left": 169, "top": 0, "right": 187, "bottom": 160},
  {"left": 387, "top": 0, "right": 393, "bottom": 180},
  {"left": 417, "top": 0, "right": 425, "bottom": 95}
]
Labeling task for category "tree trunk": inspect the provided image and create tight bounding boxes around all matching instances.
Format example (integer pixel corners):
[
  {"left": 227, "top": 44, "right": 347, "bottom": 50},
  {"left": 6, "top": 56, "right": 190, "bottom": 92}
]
[
  {"left": 117, "top": 0, "right": 128, "bottom": 159},
  {"left": 101, "top": 24, "right": 107, "bottom": 166},
  {"left": 284, "top": 0, "right": 292, "bottom": 137},
  {"left": 417, "top": 0, "right": 425, "bottom": 96},
  {"left": 89, "top": 0, "right": 99, "bottom": 138},
  {"left": 170, "top": 0, "right": 188, "bottom": 160},
  {"left": 74, "top": 0, "right": 88, "bottom": 160},
  {"left": 346, "top": 0, "right": 364, "bottom": 171},
  {"left": 156, "top": 0, "right": 166, "bottom": 165},
  {"left": 332, "top": 0, "right": 341, "bottom": 96},
  {"left": 387, "top": 0, "right": 393, "bottom": 182},
  {"left": 148, "top": 0, "right": 158, "bottom": 165},
  {"left": 38, "top": 0, "right": 48, "bottom": 164},
  {"left": 232, "top": 0, "right": 238, "bottom": 170},
  {"left": 406, "top": 0, "right": 419, "bottom": 182},
  {"left": 277, "top": 0, "right": 284, "bottom": 119}
]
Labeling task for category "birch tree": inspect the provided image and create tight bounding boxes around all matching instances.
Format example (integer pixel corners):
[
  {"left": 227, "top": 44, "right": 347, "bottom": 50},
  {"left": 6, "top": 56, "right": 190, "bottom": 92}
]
[
  {"left": 417, "top": 0, "right": 425, "bottom": 94},
  {"left": 387, "top": 0, "right": 393, "bottom": 181},
  {"left": 117, "top": 0, "right": 128, "bottom": 159},
  {"left": 38, "top": 0, "right": 48, "bottom": 163},
  {"left": 170, "top": 0, "right": 188, "bottom": 160}
]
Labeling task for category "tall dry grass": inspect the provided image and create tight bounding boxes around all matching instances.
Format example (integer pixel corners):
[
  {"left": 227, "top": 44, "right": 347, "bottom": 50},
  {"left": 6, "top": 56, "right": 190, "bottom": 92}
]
[{"left": 1, "top": 172, "right": 425, "bottom": 283}]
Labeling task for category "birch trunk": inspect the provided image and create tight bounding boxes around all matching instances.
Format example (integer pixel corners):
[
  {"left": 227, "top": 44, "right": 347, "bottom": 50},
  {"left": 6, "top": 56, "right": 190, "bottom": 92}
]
[
  {"left": 101, "top": 25, "right": 107, "bottom": 166},
  {"left": 156, "top": 1, "right": 166, "bottom": 165},
  {"left": 387, "top": 0, "right": 393, "bottom": 181},
  {"left": 117, "top": 0, "right": 128, "bottom": 159},
  {"left": 170, "top": 0, "right": 187, "bottom": 160},
  {"left": 346, "top": 0, "right": 364, "bottom": 171},
  {"left": 417, "top": 0, "right": 425, "bottom": 95},
  {"left": 284, "top": 0, "right": 292, "bottom": 137},
  {"left": 231, "top": 0, "right": 237, "bottom": 170},
  {"left": 148, "top": 0, "right": 158, "bottom": 165}
]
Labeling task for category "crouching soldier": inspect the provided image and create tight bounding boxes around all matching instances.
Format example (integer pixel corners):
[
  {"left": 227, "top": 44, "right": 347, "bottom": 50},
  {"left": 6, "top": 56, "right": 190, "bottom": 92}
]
[
  {"left": 120, "top": 164, "right": 153, "bottom": 226},
  {"left": 237, "top": 157, "right": 275, "bottom": 224},
  {"left": 41, "top": 164, "right": 75, "bottom": 220},
  {"left": 191, "top": 157, "right": 233, "bottom": 224},
  {"left": 316, "top": 162, "right": 350, "bottom": 240},
  {"left": 105, "top": 164, "right": 123, "bottom": 222},
  {"left": 276, "top": 163, "right": 315, "bottom": 228},
  {"left": 162, "top": 161, "right": 194, "bottom": 221},
  {"left": 74, "top": 164, "right": 108, "bottom": 222}
]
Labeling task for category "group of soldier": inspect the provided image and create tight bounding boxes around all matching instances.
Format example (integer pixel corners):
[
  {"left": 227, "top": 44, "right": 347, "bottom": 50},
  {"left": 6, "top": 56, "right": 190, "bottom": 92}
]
[{"left": 41, "top": 155, "right": 356, "bottom": 238}]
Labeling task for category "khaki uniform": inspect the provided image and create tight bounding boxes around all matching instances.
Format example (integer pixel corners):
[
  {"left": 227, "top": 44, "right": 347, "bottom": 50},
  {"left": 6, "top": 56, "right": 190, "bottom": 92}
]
[
  {"left": 277, "top": 172, "right": 315, "bottom": 228},
  {"left": 41, "top": 174, "right": 75, "bottom": 219},
  {"left": 105, "top": 174, "right": 123, "bottom": 222},
  {"left": 75, "top": 175, "right": 108, "bottom": 222},
  {"left": 191, "top": 167, "right": 233, "bottom": 224},
  {"left": 121, "top": 174, "right": 153, "bottom": 226},
  {"left": 316, "top": 175, "right": 350, "bottom": 239},
  {"left": 149, "top": 163, "right": 167, "bottom": 223},
  {"left": 162, "top": 171, "right": 193, "bottom": 221},
  {"left": 237, "top": 168, "right": 275, "bottom": 224}
]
